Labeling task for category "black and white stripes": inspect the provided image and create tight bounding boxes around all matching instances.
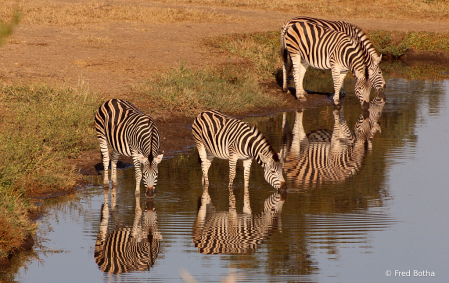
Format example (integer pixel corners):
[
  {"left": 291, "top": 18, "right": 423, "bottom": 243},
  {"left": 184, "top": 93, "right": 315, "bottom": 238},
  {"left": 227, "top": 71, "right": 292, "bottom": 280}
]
[
  {"left": 95, "top": 99, "right": 163, "bottom": 196},
  {"left": 281, "top": 95, "right": 385, "bottom": 187},
  {"left": 192, "top": 110, "right": 286, "bottom": 191},
  {"left": 281, "top": 17, "right": 386, "bottom": 107}
]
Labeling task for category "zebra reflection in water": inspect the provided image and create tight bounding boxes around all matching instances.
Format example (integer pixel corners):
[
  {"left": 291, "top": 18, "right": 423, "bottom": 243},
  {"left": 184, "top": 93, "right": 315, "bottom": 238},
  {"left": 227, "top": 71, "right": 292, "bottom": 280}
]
[
  {"left": 192, "top": 186, "right": 286, "bottom": 255},
  {"left": 281, "top": 95, "right": 385, "bottom": 188},
  {"left": 94, "top": 187, "right": 162, "bottom": 273}
]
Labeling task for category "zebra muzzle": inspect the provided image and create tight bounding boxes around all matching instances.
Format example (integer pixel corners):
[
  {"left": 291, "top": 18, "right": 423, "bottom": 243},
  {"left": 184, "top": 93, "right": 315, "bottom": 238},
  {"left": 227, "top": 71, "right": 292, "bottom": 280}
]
[
  {"left": 146, "top": 186, "right": 155, "bottom": 198},
  {"left": 279, "top": 181, "right": 287, "bottom": 192}
]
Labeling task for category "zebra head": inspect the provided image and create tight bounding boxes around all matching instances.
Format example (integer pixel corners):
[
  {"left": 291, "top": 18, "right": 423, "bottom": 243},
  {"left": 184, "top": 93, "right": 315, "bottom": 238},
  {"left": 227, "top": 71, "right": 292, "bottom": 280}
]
[
  {"left": 368, "top": 55, "right": 386, "bottom": 92},
  {"left": 142, "top": 153, "right": 164, "bottom": 197},
  {"left": 260, "top": 153, "right": 287, "bottom": 191}
]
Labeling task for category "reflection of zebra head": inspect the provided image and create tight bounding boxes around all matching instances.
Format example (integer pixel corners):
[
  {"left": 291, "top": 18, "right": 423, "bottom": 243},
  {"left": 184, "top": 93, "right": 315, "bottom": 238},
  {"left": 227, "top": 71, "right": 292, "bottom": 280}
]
[
  {"left": 192, "top": 189, "right": 286, "bottom": 255},
  {"left": 95, "top": 190, "right": 162, "bottom": 274}
]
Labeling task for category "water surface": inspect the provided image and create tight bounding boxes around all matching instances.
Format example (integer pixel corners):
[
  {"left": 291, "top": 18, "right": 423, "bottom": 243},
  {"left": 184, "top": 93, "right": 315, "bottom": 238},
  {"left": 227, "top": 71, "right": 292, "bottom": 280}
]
[{"left": 13, "top": 78, "right": 449, "bottom": 282}]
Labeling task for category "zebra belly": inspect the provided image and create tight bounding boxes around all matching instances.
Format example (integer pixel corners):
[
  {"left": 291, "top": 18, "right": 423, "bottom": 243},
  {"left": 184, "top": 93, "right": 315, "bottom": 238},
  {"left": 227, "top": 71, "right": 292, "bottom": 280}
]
[{"left": 204, "top": 144, "right": 250, "bottom": 161}]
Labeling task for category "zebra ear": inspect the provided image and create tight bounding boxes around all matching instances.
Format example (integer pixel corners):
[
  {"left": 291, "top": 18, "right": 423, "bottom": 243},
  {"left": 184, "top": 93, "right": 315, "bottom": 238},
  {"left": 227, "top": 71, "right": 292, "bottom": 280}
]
[
  {"left": 154, "top": 153, "right": 163, "bottom": 164},
  {"left": 373, "top": 54, "right": 382, "bottom": 65}
]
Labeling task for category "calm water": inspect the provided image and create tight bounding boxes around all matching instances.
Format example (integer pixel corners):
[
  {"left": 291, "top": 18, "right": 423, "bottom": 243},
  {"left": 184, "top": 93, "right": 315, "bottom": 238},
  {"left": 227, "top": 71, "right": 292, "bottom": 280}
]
[{"left": 13, "top": 78, "right": 449, "bottom": 282}]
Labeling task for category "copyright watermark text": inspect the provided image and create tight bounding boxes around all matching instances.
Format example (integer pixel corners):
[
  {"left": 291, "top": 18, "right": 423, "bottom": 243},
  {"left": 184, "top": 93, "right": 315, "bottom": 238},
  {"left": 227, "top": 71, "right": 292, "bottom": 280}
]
[{"left": 385, "top": 270, "right": 435, "bottom": 277}]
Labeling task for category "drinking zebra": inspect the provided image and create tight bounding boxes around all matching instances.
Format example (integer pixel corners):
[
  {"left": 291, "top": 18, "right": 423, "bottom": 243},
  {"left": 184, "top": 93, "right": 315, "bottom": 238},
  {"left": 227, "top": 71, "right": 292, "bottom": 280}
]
[
  {"left": 281, "top": 95, "right": 385, "bottom": 188},
  {"left": 281, "top": 20, "right": 385, "bottom": 107},
  {"left": 192, "top": 110, "right": 286, "bottom": 191},
  {"left": 95, "top": 188, "right": 162, "bottom": 273},
  {"left": 192, "top": 187, "right": 286, "bottom": 255},
  {"left": 95, "top": 99, "right": 163, "bottom": 197},
  {"left": 280, "top": 16, "right": 386, "bottom": 97}
]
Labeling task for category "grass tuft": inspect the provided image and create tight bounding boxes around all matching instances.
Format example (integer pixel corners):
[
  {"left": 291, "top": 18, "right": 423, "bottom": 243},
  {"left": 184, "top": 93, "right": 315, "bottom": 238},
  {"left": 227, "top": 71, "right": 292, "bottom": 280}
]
[
  {"left": 0, "top": 84, "right": 101, "bottom": 260},
  {"left": 133, "top": 64, "right": 282, "bottom": 116},
  {"left": 368, "top": 30, "right": 449, "bottom": 57},
  {"left": 0, "top": 85, "right": 101, "bottom": 193}
]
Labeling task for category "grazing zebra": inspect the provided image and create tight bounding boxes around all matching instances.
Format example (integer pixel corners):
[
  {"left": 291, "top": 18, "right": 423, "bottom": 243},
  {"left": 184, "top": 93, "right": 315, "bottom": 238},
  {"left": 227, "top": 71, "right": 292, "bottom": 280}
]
[
  {"left": 281, "top": 95, "right": 385, "bottom": 188},
  {"left": 192, "top": 187, "right": 286, "bottom": 254},
  {"left": 95, "top": 188, "right": 162, "bottom": 274},
  {"left": 192, "top": 110, "right": 286, "bottom": 191},
  {"left": 95, "top": 99, "right": 163, "bottom": 197},
  {"left": 281, "top": 20, "right": 385, "bottom": 107},
  {"left": 280, "top": 16, "right": 386, "bottom": 97}
]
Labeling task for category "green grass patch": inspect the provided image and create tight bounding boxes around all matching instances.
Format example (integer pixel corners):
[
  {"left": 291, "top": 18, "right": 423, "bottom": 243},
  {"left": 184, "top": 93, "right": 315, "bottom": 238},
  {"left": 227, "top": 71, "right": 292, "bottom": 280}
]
[
  {"left": 133, "top": 64, "right": 282, "bottom": 116},
  {"left": 0, "top": 85, "right": 101, "bottom": 193},
  {"left": 0, "top": 194, "right": 37, "bottom": 260},
  {"left": 0, "top": 84, "right": 101, "bottom": 260}
]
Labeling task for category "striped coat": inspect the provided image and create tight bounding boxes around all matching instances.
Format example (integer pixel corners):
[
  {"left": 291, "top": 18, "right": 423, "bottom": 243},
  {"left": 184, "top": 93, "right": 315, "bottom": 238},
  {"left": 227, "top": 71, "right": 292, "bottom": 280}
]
[
  {"left": 282, "top": 20, "right": 380, "bottom": 107},
  {"left": 281, "top": 95, "right": 385, "bottom": 188},
  {"left": 95, "top": 99, "right": 163, "bottom": 196},
  {"left": 192, "top": 110, "right": 286, "bottom": 191}
]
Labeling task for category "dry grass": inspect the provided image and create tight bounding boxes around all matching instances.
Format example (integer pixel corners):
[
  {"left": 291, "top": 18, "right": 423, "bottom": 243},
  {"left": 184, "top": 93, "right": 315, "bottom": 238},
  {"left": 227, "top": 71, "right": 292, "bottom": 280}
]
[
  {"left": 156, "top": 0, "right": 449, "bottom": 21},
  {"left": 3, "top": 0, "right": 448, "bottom": 27},
  {"left": 0, "top": 0, "right": 242, "bottom": 26}
]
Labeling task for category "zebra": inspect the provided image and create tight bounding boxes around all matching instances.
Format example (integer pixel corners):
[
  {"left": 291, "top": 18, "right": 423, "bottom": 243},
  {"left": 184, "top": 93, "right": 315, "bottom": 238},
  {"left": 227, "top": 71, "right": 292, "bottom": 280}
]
[
  {"left": 281, "top": 20, "right": 385, "bottom": 107},
  {"left": 280, "top": 16, "right": 386, "bottom": 97},
  {"left": 95, "top": 99, "right": 163, "bottom": 197},
  {"left": 95, "top": 188, "right": 162, "bottom": 274},
  {"left": 192, "top": 110, "right": 286, "bottom": 191},
  {"left": 280, "top": 95, "right": 385, "bottom": 188},
  {"left": 192, "top": 186, "right": 286, "bottom": 255}
]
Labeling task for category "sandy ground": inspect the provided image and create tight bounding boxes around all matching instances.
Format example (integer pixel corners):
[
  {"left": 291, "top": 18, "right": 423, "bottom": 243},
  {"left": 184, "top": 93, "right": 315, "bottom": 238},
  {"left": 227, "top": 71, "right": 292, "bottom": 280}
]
[{"left": 1, "top": 1, "right": 449, "bottom": 174}]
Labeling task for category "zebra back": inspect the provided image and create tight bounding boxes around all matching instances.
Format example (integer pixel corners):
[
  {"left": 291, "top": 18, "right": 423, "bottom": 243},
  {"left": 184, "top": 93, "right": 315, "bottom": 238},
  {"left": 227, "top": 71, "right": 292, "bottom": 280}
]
[
  {"left": 284, "top": 21, "right": 368, "bottom": 80},
  {"left": 192, "top": 110, "right": 278, "bottom": 164},
  {"left": 95, "top": 99, "right": 161, "bottom": 161},
  {"left": 281, "top": 16, "right": 380, "bottom": 63}
]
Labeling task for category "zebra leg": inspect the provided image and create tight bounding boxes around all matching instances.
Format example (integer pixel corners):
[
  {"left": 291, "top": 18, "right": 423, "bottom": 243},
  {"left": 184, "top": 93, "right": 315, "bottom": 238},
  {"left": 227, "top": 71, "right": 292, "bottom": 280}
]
[
  {"left": 228, "top": 155, "right": 239, "bottom": 190},
  {"left": 132, "top": 155, "right": 143, "bottom": 196},
  {"left": 98, "top": 139, "right": 110, "bottom": 188},
  {"left": 282, "top": 54, "right": 293, "bottom": 92},
  {"left": 331, "top": 67, "right": 347, "bottom": 106},
  {"left": 110, "top": 150, "right": 120, "bottom": 186},
  {"left": 338, "top": 70, "right": 348, "bottom": 98},
  {"left": 196, "top": 142, "right": 213, "bottom": 187},
  {"left": 242, "top": 158, "right": 253, "bottom": 191},
  {"left": 290, "top": 53, "right": 308, "bottom": 100}
]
